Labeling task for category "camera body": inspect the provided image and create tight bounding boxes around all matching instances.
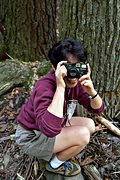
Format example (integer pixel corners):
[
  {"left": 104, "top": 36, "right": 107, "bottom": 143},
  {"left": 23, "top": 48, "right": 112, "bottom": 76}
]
[{"left": 64, "top": 63, "right": 87, "bottom": 78}]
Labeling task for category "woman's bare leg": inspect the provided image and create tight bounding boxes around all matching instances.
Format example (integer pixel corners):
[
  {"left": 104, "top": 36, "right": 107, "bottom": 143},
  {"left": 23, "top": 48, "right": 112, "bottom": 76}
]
[
  {"left": 67, "top": 117, "right": 96, "bottom": 134},
  {"left": 53, "top": 117, "right": 95, "bottom": 161},
  {"left": 53, "top": 125, "right": 90, "bottom": 161}
]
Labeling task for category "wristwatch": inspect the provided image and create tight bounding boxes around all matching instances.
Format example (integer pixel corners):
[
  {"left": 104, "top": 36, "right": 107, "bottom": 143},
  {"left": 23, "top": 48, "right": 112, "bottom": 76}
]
[{"left": 89, "top": 92, "right": 98, "bottom": 99}]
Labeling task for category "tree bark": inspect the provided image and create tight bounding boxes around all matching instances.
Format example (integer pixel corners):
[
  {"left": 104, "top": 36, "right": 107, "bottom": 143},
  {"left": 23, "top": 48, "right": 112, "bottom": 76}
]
[
  {"left": 58, "top": 0, "right": 120, "bottom": 118},
  {"left": 0, "top": 0, "right": 57, "bottom": 61},
  {"left": 0, "top": 0, "right": 119, "bottom": 117}
]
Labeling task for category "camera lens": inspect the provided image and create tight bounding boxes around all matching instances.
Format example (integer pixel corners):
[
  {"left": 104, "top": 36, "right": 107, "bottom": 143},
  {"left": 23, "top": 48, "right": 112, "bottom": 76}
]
[{"left": 70, "top": 68, "right": 77, "bottom": 77}]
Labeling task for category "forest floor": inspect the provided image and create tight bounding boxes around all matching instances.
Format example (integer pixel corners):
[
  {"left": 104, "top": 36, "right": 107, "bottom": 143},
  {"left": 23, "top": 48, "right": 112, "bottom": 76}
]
[{"left": 0, "top": 87, "right": 120, "bottom": 180}]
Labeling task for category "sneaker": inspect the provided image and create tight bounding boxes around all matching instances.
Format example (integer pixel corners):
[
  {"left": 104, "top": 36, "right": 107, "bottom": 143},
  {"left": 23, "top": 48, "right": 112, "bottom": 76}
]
[{"left": 45, "top": 158, "right": 81, "bottom": 177}]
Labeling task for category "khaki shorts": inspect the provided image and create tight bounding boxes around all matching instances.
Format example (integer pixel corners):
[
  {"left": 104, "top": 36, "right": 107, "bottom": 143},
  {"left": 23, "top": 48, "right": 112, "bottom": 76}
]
[{"left": 15, "top": 124, "right": 56, "bottom": 162}]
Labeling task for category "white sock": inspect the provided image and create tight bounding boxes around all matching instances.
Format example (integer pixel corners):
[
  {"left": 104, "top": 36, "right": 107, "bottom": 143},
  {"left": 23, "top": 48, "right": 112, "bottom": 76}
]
[{"left": 50, "top": 156, "right": 65, "bottom": 169}]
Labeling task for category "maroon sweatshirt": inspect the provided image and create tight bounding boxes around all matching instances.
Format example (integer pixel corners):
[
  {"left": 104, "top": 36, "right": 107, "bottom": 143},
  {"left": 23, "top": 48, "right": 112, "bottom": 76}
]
[{"left": 17, "top": 70, "right": 104, "bottom": 137}]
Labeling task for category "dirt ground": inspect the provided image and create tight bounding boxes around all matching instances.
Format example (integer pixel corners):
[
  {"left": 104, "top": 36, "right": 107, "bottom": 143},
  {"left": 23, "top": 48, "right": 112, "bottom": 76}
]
[{"left": 0, "top": 87, "right": 120, "bottom": 180}]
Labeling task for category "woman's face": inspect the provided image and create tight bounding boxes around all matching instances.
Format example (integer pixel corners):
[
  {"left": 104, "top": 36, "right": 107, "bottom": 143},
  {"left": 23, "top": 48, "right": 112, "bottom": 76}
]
[
  {"left": 64, "top": 77, "right": 79, "bottom": 88},
  {"left": 64, "top": 55, "right": 79, "bottom": 88}
]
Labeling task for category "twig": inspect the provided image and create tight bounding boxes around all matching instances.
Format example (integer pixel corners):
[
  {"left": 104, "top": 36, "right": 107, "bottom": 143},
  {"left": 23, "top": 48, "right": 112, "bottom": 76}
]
[
  {"left": 37, "top": 170, "right": 45, "bottom": 180},
  {"left": 17, "top": 173, "right": 25, "bottom": 180},
  {"left": 6, "top": 53, "right": 15, "bottom": 60},
  {"left": 110, "top": 171, "right": 120, "bottom": 175},
  {"left": 0, "top": 134, "right": 15, "bottom": 143},
  {"left": 12, "top": 157, "right": 26, "bottom": 180},
  {"left": 24, "top": 157, "right": 34, "bottom": 180},
  {"left": 95, "top": 116, "right": 120, "bottom": 137}
]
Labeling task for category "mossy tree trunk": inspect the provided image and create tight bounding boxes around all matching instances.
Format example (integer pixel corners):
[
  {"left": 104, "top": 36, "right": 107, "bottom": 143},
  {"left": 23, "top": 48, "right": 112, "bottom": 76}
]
[
  {"left": 0, "top": 0, "right": 57, "bottom": 61},
  {"left": 58, "top": 0, "right": 120, "bottom": 118}
]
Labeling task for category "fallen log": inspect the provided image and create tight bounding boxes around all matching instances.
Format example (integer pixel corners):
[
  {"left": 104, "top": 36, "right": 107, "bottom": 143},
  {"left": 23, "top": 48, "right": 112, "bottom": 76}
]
[
  {"left": 83, "top": 165, "right": 102, "bottom": 180},
  {"left": 0, "top": 59, "right": 32, "bottom": 96},
  {"left": 95, "top": 116, "right": 120, "bottom": 137},
  {"left": 0, "top": 59, "right": 51, "bottom": 96}
]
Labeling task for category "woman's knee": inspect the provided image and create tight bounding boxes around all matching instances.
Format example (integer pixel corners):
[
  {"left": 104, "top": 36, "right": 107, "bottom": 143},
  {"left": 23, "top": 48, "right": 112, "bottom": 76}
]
[
  {"left": 78, "top": 126, "right": 90, "bottom": 145},
  {"left": 72, "top": 126, "right": 90, "bottom": 146},
  {"left": 53, "top": 126, "right": 90, "bottom": 153},
  {"left": 87, "top": 118, "right": 95, "bottom": 134}
]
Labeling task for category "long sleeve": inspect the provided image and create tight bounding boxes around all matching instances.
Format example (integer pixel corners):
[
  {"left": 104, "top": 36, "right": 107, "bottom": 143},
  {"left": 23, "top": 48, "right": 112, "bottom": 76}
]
[
  {"left": 17, "top": 70, "right": 65, "bottom": 137},
  {"left": 34, "top": 85, "right": 64, "bottom": 137},
  {"left": 77, "top": 84, "right": 104, "bottom": 114}
]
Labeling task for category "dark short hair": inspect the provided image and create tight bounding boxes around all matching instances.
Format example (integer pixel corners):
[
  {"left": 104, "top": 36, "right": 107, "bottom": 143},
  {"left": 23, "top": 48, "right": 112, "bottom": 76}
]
[{"left": 48, "top": 38, "right": 87, "bottom": 68}]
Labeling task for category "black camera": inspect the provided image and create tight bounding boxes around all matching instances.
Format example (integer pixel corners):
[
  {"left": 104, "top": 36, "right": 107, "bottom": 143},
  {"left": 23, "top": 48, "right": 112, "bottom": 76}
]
[{"left": 64, "top": 63, "right": 87, "bottom": 78}]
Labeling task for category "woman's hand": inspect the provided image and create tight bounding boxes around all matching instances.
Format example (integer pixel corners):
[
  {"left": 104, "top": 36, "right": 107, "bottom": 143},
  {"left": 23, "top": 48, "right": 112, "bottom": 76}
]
[
  {"left": 48, "top": 61, "right": 67, "bottom": 118},
  {"left": 79, "top": 64, "right": 97, "bottom": 96},
  {"left": 55, "top": 61, "right": 67, "bottom": 89}
]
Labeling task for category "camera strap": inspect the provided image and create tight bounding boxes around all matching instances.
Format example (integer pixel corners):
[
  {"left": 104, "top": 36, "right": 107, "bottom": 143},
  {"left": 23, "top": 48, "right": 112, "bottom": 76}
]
[{"left": 64, "top": 87, "right": 71, "bottom": 127}]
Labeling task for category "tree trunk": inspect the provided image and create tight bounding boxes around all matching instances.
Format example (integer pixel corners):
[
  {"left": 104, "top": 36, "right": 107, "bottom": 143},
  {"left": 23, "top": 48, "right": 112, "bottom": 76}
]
[
  {"left": 58, "top": 0, "right": 120, "bottom": 118},
  {"left": 0, "top": 0, "right": 57, "bottom": 61},
  {"left": 0, "top": 0, "right": 119, "bottom": 117}
]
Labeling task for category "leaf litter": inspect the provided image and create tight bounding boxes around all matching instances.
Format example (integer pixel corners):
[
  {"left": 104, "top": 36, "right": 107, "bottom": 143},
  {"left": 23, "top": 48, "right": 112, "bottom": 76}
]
[{"left": 0, "top": 87, "right": 120, "bottom": 180}]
